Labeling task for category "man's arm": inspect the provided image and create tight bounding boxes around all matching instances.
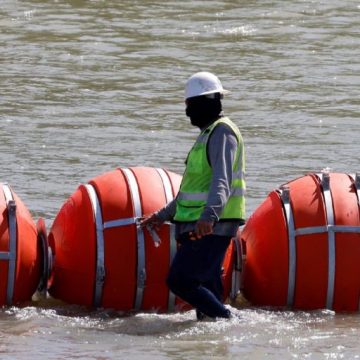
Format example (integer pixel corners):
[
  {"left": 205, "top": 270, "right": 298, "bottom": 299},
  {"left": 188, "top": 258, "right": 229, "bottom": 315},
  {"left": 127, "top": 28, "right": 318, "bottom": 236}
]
[
  {"left": 156, "top": 198, "right": 177, "bottom": 222},
  {"left": 140, "top": 197, "right": 176, "bottom": 229}
]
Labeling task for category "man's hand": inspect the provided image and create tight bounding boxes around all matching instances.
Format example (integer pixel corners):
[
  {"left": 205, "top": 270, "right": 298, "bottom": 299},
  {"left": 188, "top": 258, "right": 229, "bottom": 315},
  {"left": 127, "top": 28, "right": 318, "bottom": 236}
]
[
  {"left": 192, "top": 219, "right": 214, "bottom": 239},
  {"left": 139, "top": 213, "right": 163, "bottom": 231}
]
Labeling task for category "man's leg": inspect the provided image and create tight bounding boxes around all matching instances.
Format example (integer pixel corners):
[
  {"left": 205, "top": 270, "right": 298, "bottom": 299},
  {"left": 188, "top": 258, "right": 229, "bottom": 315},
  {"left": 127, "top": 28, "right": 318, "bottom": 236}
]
[{"left": 166, "top": 234, "right": 231, "bottom": 319}]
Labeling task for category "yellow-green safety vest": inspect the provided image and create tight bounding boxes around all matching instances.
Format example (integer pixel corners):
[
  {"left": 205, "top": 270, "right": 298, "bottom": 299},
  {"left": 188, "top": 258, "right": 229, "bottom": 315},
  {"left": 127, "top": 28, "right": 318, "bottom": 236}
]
[{"left": 174, "top": 117, "right": 246, "bottom": 222}]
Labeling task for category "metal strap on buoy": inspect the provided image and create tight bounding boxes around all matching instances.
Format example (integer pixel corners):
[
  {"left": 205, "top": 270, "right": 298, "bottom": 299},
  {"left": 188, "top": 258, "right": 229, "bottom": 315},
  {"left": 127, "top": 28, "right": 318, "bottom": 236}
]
[
  {"left": 84, "top": 183, "right": 106, "bottom": 308},
  {"left": 279, "top": 186, "right": 296, "bottom": 307},
  {"left": 0, "top": 184, "right": 17, "bottom": 305},
  {"left": 155, "top": 168, "right": 177, "bottom": 312},
  {"left": 319, "top": 173, "right": 336, "bottom": 309},
  {"left": 121, "top": 168, "right": 146, "bottom": 311},
  {"left": 280, "top": 172, "right": 360, "bottom": 309}
]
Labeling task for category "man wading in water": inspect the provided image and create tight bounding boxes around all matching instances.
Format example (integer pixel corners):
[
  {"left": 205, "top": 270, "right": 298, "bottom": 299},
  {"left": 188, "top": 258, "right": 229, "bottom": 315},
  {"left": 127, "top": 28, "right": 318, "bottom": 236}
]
[{"left": 141, "top": 72, "right": 246, "bottom": 320}]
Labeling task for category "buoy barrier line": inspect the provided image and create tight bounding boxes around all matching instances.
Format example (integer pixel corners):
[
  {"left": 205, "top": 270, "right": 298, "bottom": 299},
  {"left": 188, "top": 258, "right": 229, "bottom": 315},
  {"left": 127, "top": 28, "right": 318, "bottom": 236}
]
[
  {"left": 279, "top": 186, "right": 296, "bottom": 307},
  {"left": 83, "top": 168, "right": 178, "bottom": 311},
  {"left": 121, "top": 168, "right": 146, "bottom": 311},
  {"left": 280, "top": 174, "right": 337, "bottom": 309},
  {"left": 88, "top": 168, "right": 163, "bottom": 311},
  {"left": 84, "top": 184, "right": 106, "bottom": 308},
  {"left": 279, "top": 173, "right": 360, "bottom": 310},
  {"left": 1, "top": 184, "right": 17, "bottom": 305},
  {"left": 155, "top": 168, "right": 177, "bottom": 312}
]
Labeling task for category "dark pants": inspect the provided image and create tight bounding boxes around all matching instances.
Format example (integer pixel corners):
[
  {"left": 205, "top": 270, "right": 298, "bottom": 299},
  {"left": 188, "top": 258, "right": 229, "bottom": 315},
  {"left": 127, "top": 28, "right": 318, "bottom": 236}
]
[{"left": 166, "top": 233, "right": 231, "bottom": 318}]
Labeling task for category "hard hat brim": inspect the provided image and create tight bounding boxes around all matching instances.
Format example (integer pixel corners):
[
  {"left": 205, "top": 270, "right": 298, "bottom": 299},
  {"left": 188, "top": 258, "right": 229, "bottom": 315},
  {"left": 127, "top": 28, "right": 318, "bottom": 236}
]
[{"left": 185, "top": 89, "right": 230, "bottom": 100}]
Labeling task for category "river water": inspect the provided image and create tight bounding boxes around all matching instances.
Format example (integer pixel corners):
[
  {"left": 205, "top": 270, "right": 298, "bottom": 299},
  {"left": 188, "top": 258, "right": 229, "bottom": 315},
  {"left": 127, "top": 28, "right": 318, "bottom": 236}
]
[{"left": 1, "top": 0, "right": 360, "bottom": 359}]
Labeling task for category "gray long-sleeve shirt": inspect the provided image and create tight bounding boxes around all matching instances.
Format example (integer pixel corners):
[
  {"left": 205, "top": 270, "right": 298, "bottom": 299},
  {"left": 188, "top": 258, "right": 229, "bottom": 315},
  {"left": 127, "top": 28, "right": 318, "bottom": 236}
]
[{"left": 157, "top": 120, "right": 244, "bottom": 238}]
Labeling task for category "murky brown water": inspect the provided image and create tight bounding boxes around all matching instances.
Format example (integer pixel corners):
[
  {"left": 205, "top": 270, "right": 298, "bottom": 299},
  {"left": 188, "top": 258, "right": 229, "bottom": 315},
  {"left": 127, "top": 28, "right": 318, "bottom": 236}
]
[{"left": 1, "top": 0, "right": 360, "bottom": 358}]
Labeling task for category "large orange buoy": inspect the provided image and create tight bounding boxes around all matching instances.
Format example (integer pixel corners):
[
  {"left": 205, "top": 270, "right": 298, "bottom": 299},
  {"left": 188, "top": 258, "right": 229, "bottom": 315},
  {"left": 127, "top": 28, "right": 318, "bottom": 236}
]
[
  {"left": 0, "top": 183, "right": 42, "bottom": 305},
  {"left": 240, "top": 172, "right": 360, "bottom": 312},
  {"left": 47, "top": 167, "right": 238, "bottom": 312}
]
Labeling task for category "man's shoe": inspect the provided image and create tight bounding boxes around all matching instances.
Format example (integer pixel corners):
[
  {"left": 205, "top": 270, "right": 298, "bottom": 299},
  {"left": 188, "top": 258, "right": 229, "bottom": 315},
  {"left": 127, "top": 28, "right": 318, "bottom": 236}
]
[{"left": 196, "top": 309, "right": 206, "bottom": 321}]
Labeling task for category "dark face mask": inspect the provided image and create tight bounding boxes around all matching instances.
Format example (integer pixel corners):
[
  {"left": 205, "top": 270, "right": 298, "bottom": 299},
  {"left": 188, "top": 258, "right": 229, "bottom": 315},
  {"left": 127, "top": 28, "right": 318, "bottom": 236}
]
[{"left": 185, "top": 96, "right": 222, "bottom": 128}]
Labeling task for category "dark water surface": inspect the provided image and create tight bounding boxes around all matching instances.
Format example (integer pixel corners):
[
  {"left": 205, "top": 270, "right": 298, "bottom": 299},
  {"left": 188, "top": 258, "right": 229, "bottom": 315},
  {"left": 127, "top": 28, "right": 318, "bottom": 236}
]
[{"left": 1, "top": 1, "right": 360, "bottom": 359}]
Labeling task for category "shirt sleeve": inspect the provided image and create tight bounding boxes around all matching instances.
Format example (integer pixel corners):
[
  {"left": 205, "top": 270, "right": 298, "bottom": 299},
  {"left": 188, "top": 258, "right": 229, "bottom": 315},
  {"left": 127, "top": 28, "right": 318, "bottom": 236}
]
[
  {"left": 199, "top": 123, "right": 238, "bottom": 222},
  {"left": 155, "top": 197, "right": 177, "bottom": 222}
]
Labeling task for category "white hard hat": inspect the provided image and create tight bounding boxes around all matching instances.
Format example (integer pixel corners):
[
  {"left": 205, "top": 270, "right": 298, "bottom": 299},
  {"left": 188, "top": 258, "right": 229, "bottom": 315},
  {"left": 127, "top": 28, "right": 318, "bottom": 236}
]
[{"left": 184, "top": 72, "right": 229, "bottom": 100}]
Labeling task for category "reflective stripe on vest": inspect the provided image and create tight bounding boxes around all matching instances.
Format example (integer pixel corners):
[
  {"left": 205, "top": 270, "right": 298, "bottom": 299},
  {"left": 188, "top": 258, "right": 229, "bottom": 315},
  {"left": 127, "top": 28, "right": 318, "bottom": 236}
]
[
  {"left": 177, "top": 187, "right": 246, "bottom": 202},
  {"left": 174, "top": 117, "right": 245, "bottom": 222}
]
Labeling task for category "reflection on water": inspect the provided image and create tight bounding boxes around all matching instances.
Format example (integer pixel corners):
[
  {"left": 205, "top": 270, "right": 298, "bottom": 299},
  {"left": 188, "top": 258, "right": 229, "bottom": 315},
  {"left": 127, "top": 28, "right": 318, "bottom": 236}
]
[{"left": 1, "top": 0, "right": 360, "bottom": 358}]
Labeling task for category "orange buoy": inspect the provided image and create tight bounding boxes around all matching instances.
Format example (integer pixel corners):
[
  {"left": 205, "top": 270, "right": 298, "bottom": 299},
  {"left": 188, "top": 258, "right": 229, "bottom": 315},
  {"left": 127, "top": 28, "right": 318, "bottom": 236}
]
[
  {"left": 240, "top": 172, "right": 360, "bottom": 312},
  {"left": 47, "top": 166, "right": 238, "bottom": 312},
  {"left": 0, "top": 183, "right": 42, "bottom": 305}
]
